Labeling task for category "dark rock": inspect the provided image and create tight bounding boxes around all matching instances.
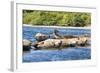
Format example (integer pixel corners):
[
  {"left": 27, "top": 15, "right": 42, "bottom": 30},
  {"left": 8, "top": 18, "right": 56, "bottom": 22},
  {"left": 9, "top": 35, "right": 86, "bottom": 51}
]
[
  {"left": 35, "top": 33, "right": 49, "bottom": 41},
  {"left": 23, "top": 39, "right": 32, "bottom": 51}
]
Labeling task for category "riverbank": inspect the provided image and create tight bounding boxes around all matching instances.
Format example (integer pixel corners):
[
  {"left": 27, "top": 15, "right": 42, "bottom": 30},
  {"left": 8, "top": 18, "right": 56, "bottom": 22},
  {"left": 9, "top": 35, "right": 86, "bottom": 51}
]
[{"left": 23, "top": 24, "right": 91, "bottom": 29}]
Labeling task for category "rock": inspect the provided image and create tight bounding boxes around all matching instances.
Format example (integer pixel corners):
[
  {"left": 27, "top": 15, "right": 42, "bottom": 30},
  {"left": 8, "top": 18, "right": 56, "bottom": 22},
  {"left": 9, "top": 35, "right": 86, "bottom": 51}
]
[
  {"left": 35, "top": 33, "right": 49, "bottom": 41},
  {"left": 23, "top": 39, "right": 32, "bottom": 51},
  {"left": 23, "top": 39, "right": 32, "bottom": 46}
]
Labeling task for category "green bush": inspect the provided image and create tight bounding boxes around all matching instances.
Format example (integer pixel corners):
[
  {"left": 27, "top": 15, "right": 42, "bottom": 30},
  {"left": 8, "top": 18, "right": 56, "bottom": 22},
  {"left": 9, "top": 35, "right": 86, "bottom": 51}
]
[{"left": 23, "top": 10, "right": 91, "bottom": 27}]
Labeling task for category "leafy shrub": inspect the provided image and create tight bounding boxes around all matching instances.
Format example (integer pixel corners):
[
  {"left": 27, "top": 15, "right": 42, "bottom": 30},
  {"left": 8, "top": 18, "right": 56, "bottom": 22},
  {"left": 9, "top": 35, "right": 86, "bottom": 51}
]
[{"left": 23, "top": 10, "right": 91, "bottom": 27}]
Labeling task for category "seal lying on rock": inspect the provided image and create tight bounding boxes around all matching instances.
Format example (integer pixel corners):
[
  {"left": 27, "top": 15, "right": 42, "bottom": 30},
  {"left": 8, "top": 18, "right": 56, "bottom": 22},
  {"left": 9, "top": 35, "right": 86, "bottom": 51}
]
[
  {"left": 32, "top": 36, "right": 90, "bottom": 50},
  {"left": 53, "top": 29, "right": 63, "bottom": 39},
  {"left": 61, "top": 38, "right": 78, "bottom": 47},
  {"left": 32, "top": 38, "right": 79, "bottom": 49},
  {"left": 53, "top": 29, "right": 78, "bottom": 39},
  {"left": 77, "top": 36, "right": 90, "bottom": 46},
  {"left": 32, "top": 39, "right": 62, "bottom": 49}
]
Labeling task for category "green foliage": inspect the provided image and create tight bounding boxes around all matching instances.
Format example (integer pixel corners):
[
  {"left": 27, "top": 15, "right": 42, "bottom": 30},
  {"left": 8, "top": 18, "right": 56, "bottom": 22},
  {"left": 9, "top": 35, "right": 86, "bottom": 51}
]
[{"left": 23, "top": 10, "right": 91, "bottom": 27}]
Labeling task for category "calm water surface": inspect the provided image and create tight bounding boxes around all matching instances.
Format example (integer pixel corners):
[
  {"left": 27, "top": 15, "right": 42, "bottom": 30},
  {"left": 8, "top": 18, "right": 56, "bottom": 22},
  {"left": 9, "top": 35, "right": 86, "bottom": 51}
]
[{"left": 23, "top": 26, "right": 91, "bottom": 62}]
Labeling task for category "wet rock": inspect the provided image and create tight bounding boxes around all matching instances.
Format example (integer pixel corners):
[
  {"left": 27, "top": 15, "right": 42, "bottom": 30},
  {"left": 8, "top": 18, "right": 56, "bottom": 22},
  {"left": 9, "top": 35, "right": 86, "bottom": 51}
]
[
  {"left": 23, "top": 39, "right": 32, "bottom": 51},
  {"left": 35, "top": 33, "right": 49, "bottom": 41}
]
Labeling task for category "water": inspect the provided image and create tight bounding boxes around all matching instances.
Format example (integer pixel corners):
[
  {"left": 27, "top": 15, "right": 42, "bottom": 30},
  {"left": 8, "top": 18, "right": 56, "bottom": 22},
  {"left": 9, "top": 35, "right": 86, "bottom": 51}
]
[{"left": 23, "top": 26, "right": 91, "bottom": 62}]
